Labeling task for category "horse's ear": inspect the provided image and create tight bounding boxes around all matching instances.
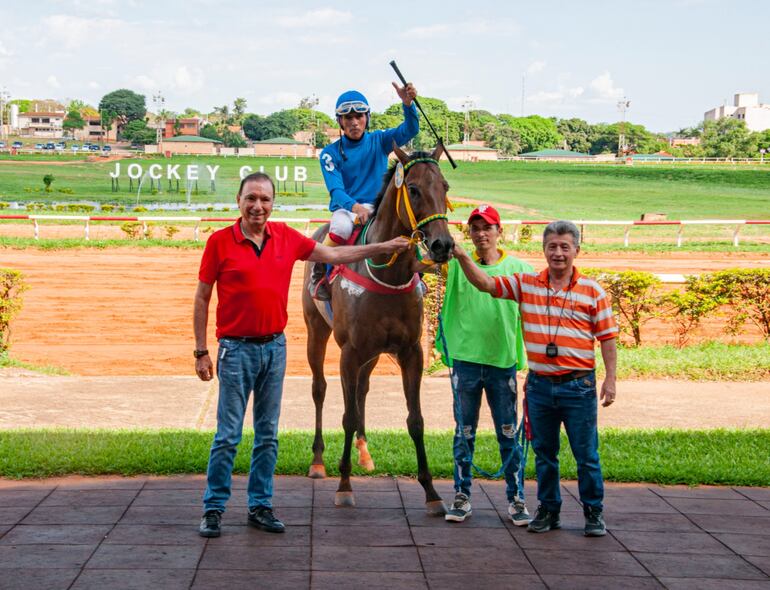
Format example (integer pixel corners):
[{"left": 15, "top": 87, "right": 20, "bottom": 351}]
[
  {"left": 431, "top": 142, "right": 445, "bottom": 162},
  {"left": 392, "top": 141, "right": 408, "bottom": 165}
]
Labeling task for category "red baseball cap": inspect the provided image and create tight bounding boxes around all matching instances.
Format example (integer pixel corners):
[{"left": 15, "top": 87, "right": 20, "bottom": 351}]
[{"left": 467, "top": 204, "right": 501, "bottom": 226}]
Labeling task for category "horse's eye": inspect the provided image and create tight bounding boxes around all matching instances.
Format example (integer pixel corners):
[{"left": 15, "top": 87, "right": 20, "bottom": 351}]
[{"left": 407, "top": 185, "right": 420, "bottom": 198}]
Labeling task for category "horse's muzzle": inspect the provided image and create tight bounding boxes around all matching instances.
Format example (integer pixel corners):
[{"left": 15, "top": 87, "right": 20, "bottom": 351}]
[{"left": 429, "top": 236, "right": 454, "bottom": 263}]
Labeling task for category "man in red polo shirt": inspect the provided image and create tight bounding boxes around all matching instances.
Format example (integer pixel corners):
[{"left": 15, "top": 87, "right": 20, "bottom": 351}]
[{"left": 194, "top": 172, "right": 408, "bottom": 538}]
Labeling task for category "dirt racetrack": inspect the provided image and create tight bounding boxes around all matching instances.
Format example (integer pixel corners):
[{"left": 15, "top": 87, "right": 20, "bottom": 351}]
[{"left": 2, "top": 246, "right": 768, "bottom": 377}]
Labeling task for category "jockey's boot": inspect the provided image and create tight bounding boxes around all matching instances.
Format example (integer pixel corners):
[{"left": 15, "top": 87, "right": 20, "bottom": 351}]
[{"left": 309, "top": 235, "right": 336, "bottom": 302}]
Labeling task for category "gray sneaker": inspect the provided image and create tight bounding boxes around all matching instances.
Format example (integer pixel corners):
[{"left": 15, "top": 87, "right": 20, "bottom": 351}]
[
  {"left": 199, "top": 510, "right": 222, "bottom": 538},
  {"left": 508, "top": 500, "right": 531, "bottom": 526},
  {"left": 445, "top": 493, "right": 472, "bottom": 522},
  {"left": 584, "top": 506, "right": 607, "bottom": 537}
]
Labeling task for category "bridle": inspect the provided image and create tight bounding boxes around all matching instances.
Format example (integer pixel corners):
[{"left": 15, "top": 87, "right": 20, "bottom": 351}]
[{"left": 364, "top": 157, "right": 454, "bottom": 269}]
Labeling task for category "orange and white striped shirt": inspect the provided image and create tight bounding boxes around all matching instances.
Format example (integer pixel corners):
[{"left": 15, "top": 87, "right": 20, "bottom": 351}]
[{"left": 493, "top": 267, "right": 618, "bottom": 376}]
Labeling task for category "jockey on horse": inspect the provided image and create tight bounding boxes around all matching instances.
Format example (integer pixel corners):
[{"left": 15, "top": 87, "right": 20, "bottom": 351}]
[{"left": 309, "top": 82, "right": 420, "bottom": 301}]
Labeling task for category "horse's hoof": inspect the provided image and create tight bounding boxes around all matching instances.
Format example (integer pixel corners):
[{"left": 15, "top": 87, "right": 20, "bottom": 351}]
[
  {"left": 308, "top": 464, "right": 326, "bottom": 479},
  {"left": 358, "top": 457, "right": 375, "bottom": 472},
  {"left": 335, "top": 491, "right": 356, "bottom": 507},
  {"left": 425, "top": 500, "right": 447, "bottom": 516}
]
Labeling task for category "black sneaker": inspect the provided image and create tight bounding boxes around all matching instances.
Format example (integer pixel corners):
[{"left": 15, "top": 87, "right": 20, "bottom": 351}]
[
  {"left": 247, "top": 506, "right": 285, "bottom": 533},
  {"left": 584, "top": 506, "right": 607, "bottom": 537},
  {"left": 444, "top": 492, "right": 472, "bottom": 523},
  {"left": 527, "top": 505, "right": 561, "bottom": 533},
  {"left": 199, "top": 510, "right": 222, "bottom": 538}
]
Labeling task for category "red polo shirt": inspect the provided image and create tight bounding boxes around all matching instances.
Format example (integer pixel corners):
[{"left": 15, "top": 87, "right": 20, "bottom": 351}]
[{"left": 199, "top": 220, "right": 316, "bottom": 339}]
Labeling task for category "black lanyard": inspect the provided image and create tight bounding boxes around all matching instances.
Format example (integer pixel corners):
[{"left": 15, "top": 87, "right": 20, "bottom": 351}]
[{"left": 545, "top": 273, "right": 573, "bottom": 358}]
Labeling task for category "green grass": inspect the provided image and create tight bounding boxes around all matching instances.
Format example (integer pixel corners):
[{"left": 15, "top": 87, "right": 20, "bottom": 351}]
[
  {"left": 0, "top": 428, "right": 767, "bottom": 485},
  {"left": 603, "top": 342, "right": 770, "bottom": 381},
  {"left": 0, "top": 351, "right": 69, "bottom": 375},
  {"left": 1, "top": 157, "right": 769, "bottom": 220}
]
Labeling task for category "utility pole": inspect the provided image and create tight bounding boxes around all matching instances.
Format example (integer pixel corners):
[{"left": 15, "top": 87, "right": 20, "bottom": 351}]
[
  {"left": 153, "top": 91, "right": 165, "bottom": 145},
  {"left": 0, "top": 87, "right": 10, "bottom": 140},
  {"left": 461, "top": 97, "right": 474, "bottom": 143},
  {"left": 617, "top": 98, "right": 631, "bottom": 157}
]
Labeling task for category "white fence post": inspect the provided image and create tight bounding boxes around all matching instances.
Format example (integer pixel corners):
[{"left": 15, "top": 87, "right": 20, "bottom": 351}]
[
  {"left": 84, "top": 219, "right": 90, "bottom": 241},
  {"left": 733, "top": 223, "right": 742, "bottom": 247},
  {"left": 624, "top": 226, "right": 631, "bottom": 247},
  {"left": 33, "top": 219, "right": 39, "bottom": 240},
  {"left": 676, "top": 225, "right": 684, "bottom": 247}
]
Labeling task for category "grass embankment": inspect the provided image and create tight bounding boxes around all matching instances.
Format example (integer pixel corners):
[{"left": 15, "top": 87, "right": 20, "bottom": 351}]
[
  {"left": 0, "top": 352, "right": 68, "bottom": 375},
  {"left": 1, "top": 158, "right": 769, "bottom": 220},
  {"left": 0, "top": 428, "right": 767, "bottom": 485}
]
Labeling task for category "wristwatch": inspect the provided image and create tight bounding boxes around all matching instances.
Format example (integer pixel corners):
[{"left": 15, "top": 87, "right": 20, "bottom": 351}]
[{"left": 193, "top": 349, "right": 209, "bottom": 358}]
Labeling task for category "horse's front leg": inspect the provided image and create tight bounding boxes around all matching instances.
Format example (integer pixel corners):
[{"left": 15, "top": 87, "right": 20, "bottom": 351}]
[
  {"left": 398, "top": 343, "right": 445, "bottom": 516},
  {"left": 307, "top": 314, "right": 332, "bottom": 479},
  {"left": 335, "top": 345, "right": 362, "bottom": 507},
  {"left": 355, "top": 356, "right": 379, "bottom": 472}
]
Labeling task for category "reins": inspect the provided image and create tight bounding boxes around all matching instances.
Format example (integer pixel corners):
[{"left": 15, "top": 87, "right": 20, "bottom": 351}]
[{"left": 365, "top": 157, "right": 454, "bottom": 269}]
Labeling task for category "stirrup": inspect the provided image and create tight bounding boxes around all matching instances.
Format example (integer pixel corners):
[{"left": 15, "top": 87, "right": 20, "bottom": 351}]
[{"left": 311, "top": 276, "right": 331, "bottom": 302}]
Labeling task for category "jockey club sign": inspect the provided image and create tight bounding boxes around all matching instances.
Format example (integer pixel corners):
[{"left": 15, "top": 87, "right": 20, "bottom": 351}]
[{"left": 109, "top": 163, "right": 308, "bottom": 182}]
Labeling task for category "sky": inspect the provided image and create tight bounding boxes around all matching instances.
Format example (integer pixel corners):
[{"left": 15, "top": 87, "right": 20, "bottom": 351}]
[{"left": 1, "top": 0, "right": 768, "bottom": 132}]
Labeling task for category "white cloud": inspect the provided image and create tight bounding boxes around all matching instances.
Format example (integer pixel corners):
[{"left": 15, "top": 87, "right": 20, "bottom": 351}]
[
  {"left": 527, "top": 85, "right": 584, "bottom": 105},
  {"left": 88, "top": 81, "right": 100, "bottom": 89},
  {"left": 276, "top": 8, "right": 352, "bottom": 28},
  {"left": 47, "top": 75, "right": 61, "bottom": 89},
  {"left": 131, "top": 74, "right": 157, "bottom": 91},
  {"left": 173, "top": 66, "right": 204, "bottom": 93},
  {"left": 42, "top": 14, "right": 128, "bottom": 49},
  {"left": 403, "top": 18, "right": 518, "bottom": 39},
  {"left": 256, "top": 91, "right": 304, "bottom": 109},
  {"left": 402, "top": 23, "right": 452, "bottom": 39},
  {"left": 589, "top": 71, "right": 625, "bottom": 101},
  {"left": 526, "top": 60, "right": 547, "bottom": 75},
  {"left": 0, "top": 40, "right": 12, "bottom": 57}
]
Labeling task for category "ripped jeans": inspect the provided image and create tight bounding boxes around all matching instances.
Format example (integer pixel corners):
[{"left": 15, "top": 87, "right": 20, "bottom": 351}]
[{"left": 451, "top": 359, "right": 523, "bottom": 503}]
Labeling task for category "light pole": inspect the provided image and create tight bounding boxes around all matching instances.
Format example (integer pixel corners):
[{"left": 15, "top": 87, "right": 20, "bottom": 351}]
[
  {"left": 0, "top": 87, "right": 10, "bottom": 140},
  {"left": 617, "top": 98, "right": 631, "bottom": 157},
  {"left": 152, "top": 91, "right": 165, "bottom": 145}
]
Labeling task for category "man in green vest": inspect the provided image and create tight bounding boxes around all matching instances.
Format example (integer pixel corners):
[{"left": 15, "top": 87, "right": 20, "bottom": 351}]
[{"left": 437, "top": 205, "right": 534, "bottom": 524}]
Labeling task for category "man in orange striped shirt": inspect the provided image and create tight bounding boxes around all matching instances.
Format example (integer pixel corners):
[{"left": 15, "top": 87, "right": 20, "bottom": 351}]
[{"left": 452, "top": 220, "right": 617, "bottom": 537}]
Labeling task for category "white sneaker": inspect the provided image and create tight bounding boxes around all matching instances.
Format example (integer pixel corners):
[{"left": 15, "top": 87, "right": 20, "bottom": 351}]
[
  {"left": 445, "top": 493, "right": 472, "bottom": 522},
  {"left": 508, "top": 500, "right": 531, "bottom": 526}
]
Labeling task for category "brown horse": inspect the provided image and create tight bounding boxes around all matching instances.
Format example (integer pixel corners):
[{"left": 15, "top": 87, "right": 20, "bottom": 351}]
[{"left": 301, "top": 145, "right": 454, "bottom": 513}]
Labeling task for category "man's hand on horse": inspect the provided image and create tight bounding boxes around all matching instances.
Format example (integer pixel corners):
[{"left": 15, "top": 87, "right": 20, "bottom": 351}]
[
  {"left": 382, "top": 236, "right": 411, "bottom": 253},
  {"left": 352, "top": 203, "right": 371, "bottom": 225},
  {"left": 392, "top": 82, "right": 417, "bottom": 106}
]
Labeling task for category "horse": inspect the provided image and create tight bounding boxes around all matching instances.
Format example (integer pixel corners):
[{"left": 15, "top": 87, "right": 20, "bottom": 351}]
[{"left": 301, "top": 144, "right": 454, "bottom": 513}]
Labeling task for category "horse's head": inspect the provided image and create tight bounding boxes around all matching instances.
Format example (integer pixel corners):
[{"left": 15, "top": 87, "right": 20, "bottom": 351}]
[{"left": 390, "top": 143, "right": 455, "bottom": 264}]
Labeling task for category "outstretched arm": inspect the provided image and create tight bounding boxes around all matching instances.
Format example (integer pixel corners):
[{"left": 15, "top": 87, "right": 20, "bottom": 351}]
[
  {"left": 452, "top": 243, "right": 496, "bottom": 294},
  {"left": 307, "top": 236, "right": 410, "bottom": 264}
]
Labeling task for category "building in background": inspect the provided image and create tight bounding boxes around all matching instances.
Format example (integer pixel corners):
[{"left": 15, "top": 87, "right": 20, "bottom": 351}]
[
  {"left": 445, "top": 141, "right": 498, "bottom": 162},
  {"left": 73, "top": 116, "right": 118, "bottom": 142},
  {"left": 17, "top": 111, "right": 65, "bottom": 138},
  {"left": 704, "top": 93, "right": 770, "bottom": 132},
  {"left": 159, "top": 135, "right": 222, "bottom": 155}
]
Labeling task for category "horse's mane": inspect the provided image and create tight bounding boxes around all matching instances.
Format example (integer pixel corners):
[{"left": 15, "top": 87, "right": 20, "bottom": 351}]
[{"left": 371, "top": 151, "right": 434, "bottom": 216}]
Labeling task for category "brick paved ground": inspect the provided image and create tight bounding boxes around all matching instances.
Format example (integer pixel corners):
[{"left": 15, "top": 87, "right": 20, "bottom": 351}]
[{"left": 0, "top": 475, "right": 768, "bottom": 589}]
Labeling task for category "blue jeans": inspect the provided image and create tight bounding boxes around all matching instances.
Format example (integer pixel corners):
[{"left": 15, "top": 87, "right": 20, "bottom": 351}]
[
  {"left": 203, "top": 334, "right": 286, "bottom": 513},
  {"left": 525, "top": 370, "right": 603, "bottom": 514},
  {"left": 451, "top": 360, "right": 523, "bottom": 503}
]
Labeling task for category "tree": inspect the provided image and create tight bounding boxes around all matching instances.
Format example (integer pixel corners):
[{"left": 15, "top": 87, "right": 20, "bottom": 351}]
[
  {"left": 298, "top": 95, "right": 319, "bottom": 110},
  {"left": 242, "top": 110, "right": 300, "bottom": 141},
  {"left": 700, "top": 118, "right": 755, "bottom": 158},
  {"left": 384, "top": 97, "right": 461, "bottom": 150},
  {"left": 486, "top": 123, "right": 521, "bottom": 156},
  {"left": 241, "top": 114, "right": 264, "bottom": 140},
  {"left": 556, "top": 118, "right": 594, "bottom": 153},
  {"left": 121, "top": 119, "right": 155, "bottom": 144},
  {"left": 232, "top": 98, "right": 247, "bottom": 124},
  {"left": 222, "top": 129, "right": 246, "bottom": 148},
  {"left": 498, "top": 115, "right": 562, "bottom": 154},
  {"left": 181, "top": 107, "right": 202, "bottom": 118},
  {"left": 98, "top": 89, "right": 146, "bottom": 136},
  {"left": 0, "top": 269, "right": 28, "bottom": 353},
  {"left": 200, "top": 123, "right": 223, "bottom": 142},
  {"left": 62, "top": 108, "right": 85, "bottom": 137}
]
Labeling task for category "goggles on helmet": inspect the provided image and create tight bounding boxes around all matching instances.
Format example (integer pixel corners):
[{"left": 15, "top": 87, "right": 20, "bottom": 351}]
[{"left": 335, "top": 101, "right": 370, "bottom": 116}]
